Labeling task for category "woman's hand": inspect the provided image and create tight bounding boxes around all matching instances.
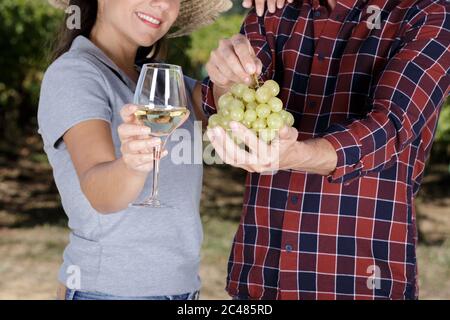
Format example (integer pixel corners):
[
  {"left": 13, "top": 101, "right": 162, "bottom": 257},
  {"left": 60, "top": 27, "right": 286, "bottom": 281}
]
[
  {"left": 118, "top": 104, "right": 168, "bottom": 174},
  {"left": 242, "top": 0, "right": 293, "bottom": 16},
  {"left": 206, "top": 34, "right": 262, "bottom": 90}
]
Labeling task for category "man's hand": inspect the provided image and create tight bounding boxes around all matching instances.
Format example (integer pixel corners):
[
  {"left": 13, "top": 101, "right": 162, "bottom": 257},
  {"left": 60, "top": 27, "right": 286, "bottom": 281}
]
[
  {"left": 206, "top": 34, "right": 263, "bottom": 90},
  {"left": 207, "top": 121, "right": 338, "bottom": 175},
  {"left": 243, "top": 0, "right": 294, "bottom": 16}
]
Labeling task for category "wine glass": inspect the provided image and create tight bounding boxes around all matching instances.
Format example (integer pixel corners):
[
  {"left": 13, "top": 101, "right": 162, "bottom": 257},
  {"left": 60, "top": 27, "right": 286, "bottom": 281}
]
[{"left": 130, "top": 63, "right": 190, "bottom": 208}]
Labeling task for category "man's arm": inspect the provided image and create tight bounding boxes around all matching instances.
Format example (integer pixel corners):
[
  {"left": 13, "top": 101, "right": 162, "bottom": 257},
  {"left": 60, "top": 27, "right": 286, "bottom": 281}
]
[{"left": 321, "top": 7, "right": 450, "bottom": 184}]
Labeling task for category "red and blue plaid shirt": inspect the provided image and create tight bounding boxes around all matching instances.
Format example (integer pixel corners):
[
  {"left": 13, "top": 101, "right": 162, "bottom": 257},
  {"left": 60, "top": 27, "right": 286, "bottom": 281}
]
[{"left": 202, "top": 0, "right": 450, "bottom": 299}]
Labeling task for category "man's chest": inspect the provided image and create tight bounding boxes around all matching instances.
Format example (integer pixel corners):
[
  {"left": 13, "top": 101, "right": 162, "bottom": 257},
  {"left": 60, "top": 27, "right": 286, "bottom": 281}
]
[{"left": 270, "top": 0, "right": 421, "bottom": 136}]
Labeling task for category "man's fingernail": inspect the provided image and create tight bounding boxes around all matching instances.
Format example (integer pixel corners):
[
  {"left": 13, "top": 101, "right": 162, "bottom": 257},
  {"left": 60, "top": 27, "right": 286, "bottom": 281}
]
[{"left": 246, "top": 64, "right": 255, "bottom": 74}]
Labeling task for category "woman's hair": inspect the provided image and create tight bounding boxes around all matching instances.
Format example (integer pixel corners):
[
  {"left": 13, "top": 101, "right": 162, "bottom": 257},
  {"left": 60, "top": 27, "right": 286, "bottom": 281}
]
[{"left": 50, "top": 0, "right": 163, "bottom": 63}]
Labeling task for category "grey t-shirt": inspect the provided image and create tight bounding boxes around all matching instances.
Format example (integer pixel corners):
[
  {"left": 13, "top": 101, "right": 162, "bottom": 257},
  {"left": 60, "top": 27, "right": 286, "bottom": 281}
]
[{"left": 37, "top": 36, "right": 203, "bottom": 297}]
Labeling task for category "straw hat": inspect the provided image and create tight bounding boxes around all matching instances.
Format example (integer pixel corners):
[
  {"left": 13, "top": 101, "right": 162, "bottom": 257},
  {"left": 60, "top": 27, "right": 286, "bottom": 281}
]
[{"left": 48, "top": 0, "right": 233, "bottom": 38}]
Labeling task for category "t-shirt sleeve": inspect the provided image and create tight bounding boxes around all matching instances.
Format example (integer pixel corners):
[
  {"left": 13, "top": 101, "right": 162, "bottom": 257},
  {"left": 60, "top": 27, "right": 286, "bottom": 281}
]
[
  {"left": 183, "top": 75, "right": 199, "bottom": 121},
  {"left": 37, "top": 57, "right": 112, "bottom": 150}
]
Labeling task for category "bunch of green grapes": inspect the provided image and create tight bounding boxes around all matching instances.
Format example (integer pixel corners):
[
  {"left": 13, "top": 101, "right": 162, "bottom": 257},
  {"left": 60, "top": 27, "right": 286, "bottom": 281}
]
[{"left": 208, "top": 80, "right": 295, "bottom": 143}]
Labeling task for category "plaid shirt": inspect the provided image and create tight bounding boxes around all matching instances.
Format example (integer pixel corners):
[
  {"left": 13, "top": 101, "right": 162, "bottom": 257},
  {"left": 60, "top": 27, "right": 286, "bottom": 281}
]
[{"left": 202, "top": 0, "right": 450, "bottom": 299}]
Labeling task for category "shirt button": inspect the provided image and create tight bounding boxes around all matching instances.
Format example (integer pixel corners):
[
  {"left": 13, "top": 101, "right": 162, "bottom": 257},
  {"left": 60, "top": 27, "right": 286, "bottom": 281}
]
[
  {"left": 314, "top": 11, "right": 321, "bottom": 18},
  {"left": 291, "top": 195, "right": 298, "bottom": 204},
  {"left": 309, "top": 101, "right": 317, "bottom": 108},
  {"left": 318, "top": 53, "right": 325, "bottom": 61},
  {"left": 285, "top": 245, "right": 293, "bottom": 252}
]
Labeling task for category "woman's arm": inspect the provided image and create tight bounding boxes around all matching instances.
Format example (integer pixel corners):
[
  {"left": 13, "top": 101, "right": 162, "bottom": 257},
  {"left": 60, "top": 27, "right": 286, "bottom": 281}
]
[{"left": 63, "top": 105, "right": 166, "bottom": 214}]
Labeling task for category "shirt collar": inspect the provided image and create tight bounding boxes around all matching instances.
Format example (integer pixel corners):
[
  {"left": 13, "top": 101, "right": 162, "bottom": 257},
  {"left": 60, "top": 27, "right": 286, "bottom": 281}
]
[{"left": 307, "top": 0, "right": 362, "bottom": 9}]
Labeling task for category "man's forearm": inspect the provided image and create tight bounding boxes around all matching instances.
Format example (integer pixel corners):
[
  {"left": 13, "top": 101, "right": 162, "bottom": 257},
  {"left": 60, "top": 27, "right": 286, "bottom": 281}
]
[
  {"left": 291, "top": 138, "right": 338, "bottom": 176},
  {"left": 80, "top": 157, "right": 149, "bottom": 214}
]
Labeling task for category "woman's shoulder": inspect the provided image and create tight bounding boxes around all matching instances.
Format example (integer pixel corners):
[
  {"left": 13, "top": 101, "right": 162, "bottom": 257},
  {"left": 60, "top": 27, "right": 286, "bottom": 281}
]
[
  {"left": 44, "top": 51, "right": 101, "bottom": 78},
  {"left": 41, "top": 52, "right": 109, "bottom": 101}
]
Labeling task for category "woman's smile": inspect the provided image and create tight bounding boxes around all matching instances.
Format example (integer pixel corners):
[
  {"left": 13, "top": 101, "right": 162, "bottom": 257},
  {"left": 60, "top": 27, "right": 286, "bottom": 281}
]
[{"left": 136, "top": 11, "right": 162, "bottom": 29}]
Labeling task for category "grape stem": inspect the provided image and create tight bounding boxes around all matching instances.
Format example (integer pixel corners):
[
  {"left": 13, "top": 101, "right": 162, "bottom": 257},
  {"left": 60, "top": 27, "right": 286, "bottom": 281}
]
[{"left": 252, "top": 73, "right": 262, "bottom": 89}]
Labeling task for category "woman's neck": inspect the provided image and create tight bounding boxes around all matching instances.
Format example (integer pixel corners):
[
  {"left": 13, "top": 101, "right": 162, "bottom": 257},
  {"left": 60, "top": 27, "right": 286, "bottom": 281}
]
[{"left": 90, "top": 23, "right": 139, "bottom": 83}]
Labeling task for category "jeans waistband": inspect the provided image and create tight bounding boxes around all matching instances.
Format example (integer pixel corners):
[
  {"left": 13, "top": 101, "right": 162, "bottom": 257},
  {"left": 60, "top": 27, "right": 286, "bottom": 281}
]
[{"left": 65, "top": 288, "right": 200, "bottom": 300}]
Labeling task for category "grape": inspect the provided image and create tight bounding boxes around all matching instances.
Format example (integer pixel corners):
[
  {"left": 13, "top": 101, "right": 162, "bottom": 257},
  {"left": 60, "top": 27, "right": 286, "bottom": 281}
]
[
  {"left": 268, "top": 97, "right": 283, "bottom": 113},
  {"left": 246, "top": 101, "right": 258, "bottom": 110},
  {"left": 218, "top": 92, "right": 233, "bottom": 110},
  {"left": 263, "top": 80, "right": 280, "bottom": 96},
  {"left": 208, "top": 114, "right": 221, "bottom": 128},
  {"left": 214, "top": 78, "right": 293, "bottom": 144},
  {"left": 242, "top": 119, "right": 253, "bottom": 128},
  {"left": 255, "top": 86, "right": 271, "bottom": 104},
  {"left": 220, "top": 116, "right": 231, "bottom": 129},
  {"left": 244, "top": 109, "right": 257, "bottom": 123},
  {"left": 219, "top": 105, "right": 231, "bottom": 117},
  {"left": 280, "top": 110, "right": 295, "bottom": 126},
  {"left": 259, "top": 128, "right": 277, "bottom": 143},
  {"left": 229, "top": 98, "right": 244, "bottom": 110},
  {"left": 229, "top": 106, "right": 245, "bottom": 122},
  {"left": 266, "top": 113, "right": 284, "bottom": 130},
  {"left": 256, "top": 104, "right": 271, "bottom": 119},
  {"left": 252, "top": 118, "right": 267, "bottom": 131},
  {"left": 231, "top": 83, "right": 248, "bottom": 98},
  {"left": 242, "top": 88, "right": 256, "bottom": 103}
]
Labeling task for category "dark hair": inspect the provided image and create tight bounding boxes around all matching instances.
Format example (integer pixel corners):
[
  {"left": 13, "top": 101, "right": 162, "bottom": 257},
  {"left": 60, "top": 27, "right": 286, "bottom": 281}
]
[{"left": 50, "top": 0, "right": 163, "bottom": 63}]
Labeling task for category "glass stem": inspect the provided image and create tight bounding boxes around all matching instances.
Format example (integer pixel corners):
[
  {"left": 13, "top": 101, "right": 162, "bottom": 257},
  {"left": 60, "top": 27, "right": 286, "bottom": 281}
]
[{"left": 150, "top": 144, "right": 161, "bottom": 201}]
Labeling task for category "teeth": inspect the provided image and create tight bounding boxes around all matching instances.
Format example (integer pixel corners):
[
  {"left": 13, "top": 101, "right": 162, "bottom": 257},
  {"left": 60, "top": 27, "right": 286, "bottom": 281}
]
[{"left": 137, "top": 12, "right": 161, "bottom": 25}]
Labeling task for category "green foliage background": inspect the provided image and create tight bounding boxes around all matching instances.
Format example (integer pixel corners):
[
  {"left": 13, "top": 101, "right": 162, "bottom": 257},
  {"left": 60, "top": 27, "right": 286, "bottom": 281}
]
[{"left": 0, "top": 0, "right": 448, "bottom": 163}]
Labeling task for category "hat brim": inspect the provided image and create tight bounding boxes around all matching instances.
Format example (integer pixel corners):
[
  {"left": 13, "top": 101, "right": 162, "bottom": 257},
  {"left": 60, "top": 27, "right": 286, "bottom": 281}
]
[{"left": 48, "top": 0, "right": 232, "bottom": 38}]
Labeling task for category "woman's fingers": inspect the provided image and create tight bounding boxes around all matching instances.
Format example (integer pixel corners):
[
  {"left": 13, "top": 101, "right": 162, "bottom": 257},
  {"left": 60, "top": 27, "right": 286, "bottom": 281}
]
[
  {"left": 267, "top": 0, "right": 276, "bottom": 13},
  {"left": 121, "top": 137, "right": 162, "bottom": 155},
  {"left": 242, "top": 0, "right": 292, "bottom": 15},
  {"left": 118, "top": 123, "right": 152, "bottom": 142},
  {"left": 122, "top": 150, "right": 169, "bottom": 171},
  {"left": 120, "top": 104, "right": 141, "bottom": 123},
  {"left": 254, "top": 0, "right": 266, "bottom": 16}
]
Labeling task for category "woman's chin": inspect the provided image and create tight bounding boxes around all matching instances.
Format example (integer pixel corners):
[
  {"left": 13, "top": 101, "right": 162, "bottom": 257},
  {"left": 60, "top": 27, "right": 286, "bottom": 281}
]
[{"left": 136, "top": 35, "right": 163, "bottom": 48}]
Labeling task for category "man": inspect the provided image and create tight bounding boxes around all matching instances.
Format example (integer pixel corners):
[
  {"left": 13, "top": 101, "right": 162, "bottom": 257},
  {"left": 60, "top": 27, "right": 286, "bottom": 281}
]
[{"left": 203, "top": 0, "right": 449, "bottom": 299}]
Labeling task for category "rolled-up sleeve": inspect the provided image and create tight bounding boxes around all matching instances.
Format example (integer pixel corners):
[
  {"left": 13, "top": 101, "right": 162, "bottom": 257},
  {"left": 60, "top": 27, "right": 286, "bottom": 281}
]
[
  {"left": 38, "top": 57, "right": 112, "bottom": 150},
  {"left": 201, "top": 8, "right": 276, "bottom": 116},
  {"left": 322, "top": 9, "right": 450, "bottom": 184}
]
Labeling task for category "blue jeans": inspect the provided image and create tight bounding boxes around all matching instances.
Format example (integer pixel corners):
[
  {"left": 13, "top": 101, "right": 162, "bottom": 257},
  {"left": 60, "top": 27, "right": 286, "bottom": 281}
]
[{"left": 65, "top": 289, "right": 200, "bottom": 300}]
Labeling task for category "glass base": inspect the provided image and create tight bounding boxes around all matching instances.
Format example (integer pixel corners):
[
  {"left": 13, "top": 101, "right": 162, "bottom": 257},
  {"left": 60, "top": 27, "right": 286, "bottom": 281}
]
[{"left": 129, "top": 198, "right": 171, "bottom": 209}]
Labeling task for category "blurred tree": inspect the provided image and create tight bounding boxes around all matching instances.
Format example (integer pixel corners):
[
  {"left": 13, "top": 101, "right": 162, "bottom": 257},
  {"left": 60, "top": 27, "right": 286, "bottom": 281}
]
[
  {"left": 0, "top": 0, "right": 448, "bottom": 168},
  {"left": 0, "top": 0, "right": 61, "bottom": 145},
  {"left": 187, "top": 15, "right": 245, "bottom": 79}
]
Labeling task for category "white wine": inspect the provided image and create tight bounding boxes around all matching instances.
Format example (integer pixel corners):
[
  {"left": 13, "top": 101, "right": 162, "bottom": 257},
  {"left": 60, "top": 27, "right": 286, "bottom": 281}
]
[{"left": 135, "top": 105, "right": 188, "bottom": 136}]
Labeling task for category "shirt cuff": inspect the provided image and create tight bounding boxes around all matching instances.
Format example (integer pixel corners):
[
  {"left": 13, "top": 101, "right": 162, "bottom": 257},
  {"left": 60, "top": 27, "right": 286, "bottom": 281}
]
[{"left": 321, "top": 124, "right": 364, "bottom": 185}]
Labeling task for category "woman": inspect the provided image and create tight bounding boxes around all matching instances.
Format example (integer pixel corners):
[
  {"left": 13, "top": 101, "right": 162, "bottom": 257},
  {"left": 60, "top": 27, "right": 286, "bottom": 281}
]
[{"left": 38, "top": 0, "right": 286, "bottom": 300}]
